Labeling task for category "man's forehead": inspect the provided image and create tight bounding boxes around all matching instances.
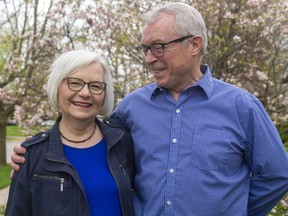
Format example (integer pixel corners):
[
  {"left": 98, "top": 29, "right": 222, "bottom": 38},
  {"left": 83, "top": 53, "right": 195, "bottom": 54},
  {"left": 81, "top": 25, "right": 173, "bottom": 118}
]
[{"left": 141, "top": 15, "right": 175, "bottom": 43}]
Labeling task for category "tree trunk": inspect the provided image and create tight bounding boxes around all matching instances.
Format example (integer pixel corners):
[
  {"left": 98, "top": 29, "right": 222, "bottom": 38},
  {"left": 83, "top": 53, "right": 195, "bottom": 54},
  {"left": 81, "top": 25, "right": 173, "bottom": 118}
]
[{"left": 0, "top": 116, "right": 7, "bottom": 166}]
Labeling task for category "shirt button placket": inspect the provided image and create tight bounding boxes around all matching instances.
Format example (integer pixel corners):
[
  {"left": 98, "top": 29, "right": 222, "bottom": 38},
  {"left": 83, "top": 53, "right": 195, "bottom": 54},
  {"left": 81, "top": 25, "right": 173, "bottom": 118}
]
[{"left": 164, "top": 107, "right": 182, "bottom": 215}]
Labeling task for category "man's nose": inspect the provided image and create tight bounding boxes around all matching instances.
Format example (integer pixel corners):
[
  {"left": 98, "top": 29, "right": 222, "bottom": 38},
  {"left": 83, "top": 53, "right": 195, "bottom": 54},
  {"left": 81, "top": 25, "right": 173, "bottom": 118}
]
[{"left": 145, "top": 49, "right": 158, "bottom": 64}]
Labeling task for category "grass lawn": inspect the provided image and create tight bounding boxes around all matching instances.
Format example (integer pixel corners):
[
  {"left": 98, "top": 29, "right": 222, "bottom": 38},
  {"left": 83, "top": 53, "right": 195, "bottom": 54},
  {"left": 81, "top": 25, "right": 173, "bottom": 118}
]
[
  {"left": 0, "top": 165, "right": 11, "bottom": 215},
  {"left": 0, "top": 126, "right": 25, "bottom": 215},
  {"left": 1, "top": 125, "right": 25, "bottom": 190},
  {"left": 1, "top": 126, "right": 23, "bottom": 191},
  {"left": 0, "top": 165, "right": 11, "bottom": 190},
  {"left": 6, "top": 125, "right": 26, "bottom": 137},
  {"left": 0, "top": 205, "right": 5, "bottom": 216}
]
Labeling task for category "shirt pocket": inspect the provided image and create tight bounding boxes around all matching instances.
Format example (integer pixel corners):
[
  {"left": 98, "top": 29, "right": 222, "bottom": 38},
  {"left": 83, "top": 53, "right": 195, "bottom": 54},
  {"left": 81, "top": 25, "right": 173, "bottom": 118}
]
[{"left": 190, "top": 127, "right": 231, "bottom": 171}]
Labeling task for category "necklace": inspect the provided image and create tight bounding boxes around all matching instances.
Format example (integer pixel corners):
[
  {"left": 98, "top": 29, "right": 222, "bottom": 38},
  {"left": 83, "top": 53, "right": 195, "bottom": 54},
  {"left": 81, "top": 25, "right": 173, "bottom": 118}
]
[{"left": 60, "top": 124, "right": 96, "bottom": 143}]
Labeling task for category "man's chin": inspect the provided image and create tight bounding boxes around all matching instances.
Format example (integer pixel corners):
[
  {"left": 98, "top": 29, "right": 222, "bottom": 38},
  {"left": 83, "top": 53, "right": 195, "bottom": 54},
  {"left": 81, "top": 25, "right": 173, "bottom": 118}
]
[{"left": 155, "top": 80, "right": 166, "bottom": 89}]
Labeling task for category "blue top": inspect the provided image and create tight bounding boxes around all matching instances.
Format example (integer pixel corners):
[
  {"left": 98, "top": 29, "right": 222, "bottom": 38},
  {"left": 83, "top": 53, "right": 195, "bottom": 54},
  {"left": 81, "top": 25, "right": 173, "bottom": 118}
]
[
  {"left": 63, "top": 139, "right": 122, "bottom": 216},
  {"left": 112, "top": 65, "right": 288, "bottom": 216}
]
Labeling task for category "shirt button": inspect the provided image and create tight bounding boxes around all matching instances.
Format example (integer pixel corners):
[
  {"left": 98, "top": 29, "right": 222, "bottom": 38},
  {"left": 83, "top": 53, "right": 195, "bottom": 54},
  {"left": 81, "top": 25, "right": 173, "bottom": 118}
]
[
  {"left": 166, "top": 200, "right": 172, "bottom": 206},
  {"left": 169, "top": 169, "right": 174, "bottom": 173},
  {"left": 176, "top": 109, "right": 180, "bottom": 113},
  {"left": 172, "top": 138, "right": 177, "bottom": 143}
]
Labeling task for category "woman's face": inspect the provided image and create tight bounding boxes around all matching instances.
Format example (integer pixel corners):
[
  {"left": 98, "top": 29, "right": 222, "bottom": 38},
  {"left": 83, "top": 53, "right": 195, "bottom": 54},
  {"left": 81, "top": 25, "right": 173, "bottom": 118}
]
[{"left": 58, "top": 62, "right": 106, "bottom": 122}]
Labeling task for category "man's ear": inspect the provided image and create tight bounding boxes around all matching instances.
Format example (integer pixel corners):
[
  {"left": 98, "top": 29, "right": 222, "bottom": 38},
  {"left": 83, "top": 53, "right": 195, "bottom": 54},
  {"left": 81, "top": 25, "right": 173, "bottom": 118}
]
[{"left": 190, "top": 36, "right": 203, "bottom": 56}]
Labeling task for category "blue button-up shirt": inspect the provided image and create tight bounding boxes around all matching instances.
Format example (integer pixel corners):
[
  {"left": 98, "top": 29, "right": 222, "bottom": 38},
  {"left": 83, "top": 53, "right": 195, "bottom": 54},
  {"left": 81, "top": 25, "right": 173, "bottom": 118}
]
[{"left": 112, "top": 65, "right": 288, "bottom": 216}]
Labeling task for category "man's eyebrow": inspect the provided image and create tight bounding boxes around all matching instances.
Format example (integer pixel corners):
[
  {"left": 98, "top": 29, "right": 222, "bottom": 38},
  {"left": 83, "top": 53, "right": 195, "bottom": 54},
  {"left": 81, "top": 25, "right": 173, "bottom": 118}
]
[{"left": 140, "top": 39, "right": 166, "bottom": 46}]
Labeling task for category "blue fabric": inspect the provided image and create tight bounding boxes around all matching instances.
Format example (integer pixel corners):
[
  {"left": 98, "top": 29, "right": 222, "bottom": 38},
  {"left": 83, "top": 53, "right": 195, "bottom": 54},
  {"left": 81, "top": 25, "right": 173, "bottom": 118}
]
[
  {"left": 113, "top": 65, "right": 288, "bottom": 216},
  {"left": 63, "top": 139, "right": 122, "bottom": 216}
]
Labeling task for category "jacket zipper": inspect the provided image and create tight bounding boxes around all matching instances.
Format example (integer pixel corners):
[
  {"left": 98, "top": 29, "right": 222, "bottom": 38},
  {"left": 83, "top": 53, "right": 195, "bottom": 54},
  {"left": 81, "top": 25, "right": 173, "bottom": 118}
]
[
  {"left": 44, "top": 157, "right": 87, "bottom": 198},
  {"left": 119, "top": 160, "right": 128, "bottom": 175},
  {"left": 33, "top": 174, "right": 65, "bottom": 192}
]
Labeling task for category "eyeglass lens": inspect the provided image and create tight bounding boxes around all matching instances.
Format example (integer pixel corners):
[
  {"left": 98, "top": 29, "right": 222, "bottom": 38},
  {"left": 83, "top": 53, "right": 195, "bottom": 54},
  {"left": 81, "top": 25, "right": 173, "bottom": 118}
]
[
  {"left": 66, "top": 77, "right": 106, "bottom": 95},
  {"left": 137, "top": 35, "right": 194, "bottom": 57}
]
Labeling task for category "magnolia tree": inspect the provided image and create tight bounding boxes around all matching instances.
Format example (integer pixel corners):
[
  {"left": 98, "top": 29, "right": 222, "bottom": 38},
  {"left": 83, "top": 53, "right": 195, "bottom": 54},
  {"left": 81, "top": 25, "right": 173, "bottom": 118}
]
[
  {"left": 0, "top": 0, "right": 287, "bottom": 165},
  {"left": 194, "top": 0, "right": 288, "bottom": 144},
  {"left": 194, "top": 0, "right": 288, "bottom": 125},
  {"left": 0, "top": 0, "right": 56, "bottom": 164}
]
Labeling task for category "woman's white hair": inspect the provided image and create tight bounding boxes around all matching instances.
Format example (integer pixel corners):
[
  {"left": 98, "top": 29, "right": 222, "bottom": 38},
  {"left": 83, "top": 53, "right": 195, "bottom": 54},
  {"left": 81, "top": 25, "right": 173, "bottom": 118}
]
[
  {"left": 47, "top": 50, "right": 114, "bottom": 119},
  {"left": 143, "top": 2, "right": 208, "bottom": 56}
]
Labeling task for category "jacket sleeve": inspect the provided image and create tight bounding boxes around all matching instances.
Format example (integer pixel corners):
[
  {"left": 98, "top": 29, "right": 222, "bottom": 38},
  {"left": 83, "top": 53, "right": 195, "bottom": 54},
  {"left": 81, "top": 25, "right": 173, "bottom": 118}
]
[
  {"left": 5, "top": 151, "right": 32, "bottom": 216},
  {"left": 237, "top": 94, "right": 288, "bottom": 216}
]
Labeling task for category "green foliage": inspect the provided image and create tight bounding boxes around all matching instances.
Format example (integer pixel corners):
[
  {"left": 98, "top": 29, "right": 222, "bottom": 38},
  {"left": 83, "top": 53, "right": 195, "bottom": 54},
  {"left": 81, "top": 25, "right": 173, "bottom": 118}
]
[
  {"left": 277, "top": 123, "right": 288, "bottom": 151},
  {"left": 268, "top": 195, "right": 288, "bottom": 216},
  {"left": 0, "top": 165, "right": 11, "bottom": 189}
]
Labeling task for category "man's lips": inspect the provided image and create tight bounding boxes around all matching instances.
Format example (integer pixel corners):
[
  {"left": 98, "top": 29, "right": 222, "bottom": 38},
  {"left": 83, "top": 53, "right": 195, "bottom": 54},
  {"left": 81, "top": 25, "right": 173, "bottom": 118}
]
[
  {"left": 153, "top": 69, "right": 164, "bottom": 73},
  {"left": 151, "top": 68, "right": 165, "bottom": 78},
  {"left": 150, "top": 66, "right": 164, "bottom": 72}
]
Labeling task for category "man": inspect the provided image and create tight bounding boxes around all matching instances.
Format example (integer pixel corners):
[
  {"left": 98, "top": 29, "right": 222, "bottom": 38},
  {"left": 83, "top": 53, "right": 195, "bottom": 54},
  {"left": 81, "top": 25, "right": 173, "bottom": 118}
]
[{"left": 11, "top": 2, "right": 288, "bottom": 216}]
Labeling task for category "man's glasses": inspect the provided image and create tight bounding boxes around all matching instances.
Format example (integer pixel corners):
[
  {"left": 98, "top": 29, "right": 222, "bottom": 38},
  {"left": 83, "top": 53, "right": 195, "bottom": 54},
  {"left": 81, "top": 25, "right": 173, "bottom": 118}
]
[
  {"left": 64, "top": 77, "right": 106, "bottom": 95},
  {"left": 136, "top": 35, "right": 194, "bottom": 57}
]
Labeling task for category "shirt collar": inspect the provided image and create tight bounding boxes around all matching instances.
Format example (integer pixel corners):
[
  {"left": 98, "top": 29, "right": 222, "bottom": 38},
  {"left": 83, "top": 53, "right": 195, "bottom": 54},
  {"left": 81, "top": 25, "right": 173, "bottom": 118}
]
[
  {"left": 198, "top": 64, "right": 213, "bottom": 99},
  {"left": 151, "top": 64, "right": 214, "bottom": 99}
]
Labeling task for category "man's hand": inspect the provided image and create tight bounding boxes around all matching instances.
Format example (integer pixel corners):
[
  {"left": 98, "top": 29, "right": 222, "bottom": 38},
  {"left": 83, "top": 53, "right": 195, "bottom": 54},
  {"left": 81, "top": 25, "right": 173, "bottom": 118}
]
[{"left": 10, "top": 145, "right": 26, "bottom": 178}]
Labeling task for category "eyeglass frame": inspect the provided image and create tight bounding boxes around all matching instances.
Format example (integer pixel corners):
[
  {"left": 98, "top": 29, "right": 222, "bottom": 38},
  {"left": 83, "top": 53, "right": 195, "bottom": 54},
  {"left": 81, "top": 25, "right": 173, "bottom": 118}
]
[
  {"left": 136, "top": 34, "right": 194, "bottom": 57},
  {"left": 64, "top": 77, "right": 107, "bottom": 95}
]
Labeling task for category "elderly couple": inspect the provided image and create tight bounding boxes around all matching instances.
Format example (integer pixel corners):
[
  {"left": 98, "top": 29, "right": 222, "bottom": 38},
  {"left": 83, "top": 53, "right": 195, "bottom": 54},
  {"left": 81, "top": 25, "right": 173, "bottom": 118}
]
[{"left": 6, "top": 2, "right": 288, "bottom": 216}]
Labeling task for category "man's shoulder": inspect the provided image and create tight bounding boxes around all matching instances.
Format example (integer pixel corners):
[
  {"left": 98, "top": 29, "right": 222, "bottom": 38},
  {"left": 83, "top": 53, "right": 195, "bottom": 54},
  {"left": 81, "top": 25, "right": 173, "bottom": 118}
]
[
  {"left": 127, "top": 83, "right": 157, "bottom": 96},
  {"left": 119, "top": 83, "right": 157, "bottom": 105},
  {"left": 214, "top": 78, "right": 254, "bottom": 96}
]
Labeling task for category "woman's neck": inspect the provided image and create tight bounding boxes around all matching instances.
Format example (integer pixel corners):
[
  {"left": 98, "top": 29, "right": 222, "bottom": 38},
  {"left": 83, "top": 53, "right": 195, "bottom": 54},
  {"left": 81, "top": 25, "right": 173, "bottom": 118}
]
[{"left": 59, "top": 118, "right": 102, "bottom": 148}]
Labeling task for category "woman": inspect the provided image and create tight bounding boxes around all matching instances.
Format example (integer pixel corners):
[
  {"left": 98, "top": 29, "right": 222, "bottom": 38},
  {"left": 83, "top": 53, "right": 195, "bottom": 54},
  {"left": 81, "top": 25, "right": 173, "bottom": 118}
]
[{"left": 6, "top": 50, "right": 135, "bottom": 216}]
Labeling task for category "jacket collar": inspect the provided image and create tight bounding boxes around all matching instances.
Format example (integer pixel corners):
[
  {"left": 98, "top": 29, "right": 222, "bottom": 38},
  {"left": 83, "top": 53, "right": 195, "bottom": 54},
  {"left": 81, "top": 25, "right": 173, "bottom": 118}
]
[
  {"left": 46, "top": 116, "right": 124, "bottom": 157},
  {"left": 97, "top": 118, "right": 124, "bottom": 151}
]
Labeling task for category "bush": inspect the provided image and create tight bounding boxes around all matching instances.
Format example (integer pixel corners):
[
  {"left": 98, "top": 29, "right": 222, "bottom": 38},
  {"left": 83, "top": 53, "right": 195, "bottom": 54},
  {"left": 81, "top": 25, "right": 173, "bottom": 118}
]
[{"left": 277, "top": 123, "right": 288, "bottom": 151}]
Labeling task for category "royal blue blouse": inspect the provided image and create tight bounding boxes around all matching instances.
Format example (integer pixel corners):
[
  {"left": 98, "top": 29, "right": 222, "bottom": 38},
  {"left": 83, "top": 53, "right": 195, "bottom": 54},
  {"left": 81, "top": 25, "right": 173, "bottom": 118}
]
[{"left": 63, "top": 139, "right": 122, "bottom": 216}]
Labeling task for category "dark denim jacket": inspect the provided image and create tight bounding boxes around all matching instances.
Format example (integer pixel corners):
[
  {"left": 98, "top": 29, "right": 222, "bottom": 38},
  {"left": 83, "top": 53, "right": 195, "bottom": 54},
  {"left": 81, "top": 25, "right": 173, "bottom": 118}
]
[{"left": 6, "top": 117, "right": 135, "bottom": 216}]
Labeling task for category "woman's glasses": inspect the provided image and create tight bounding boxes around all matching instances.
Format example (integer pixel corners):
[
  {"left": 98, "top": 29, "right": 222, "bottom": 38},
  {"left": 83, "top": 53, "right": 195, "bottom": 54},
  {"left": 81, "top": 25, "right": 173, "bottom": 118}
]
[{"left": 64, "top": 77, "right": 106, "bottom": 95}]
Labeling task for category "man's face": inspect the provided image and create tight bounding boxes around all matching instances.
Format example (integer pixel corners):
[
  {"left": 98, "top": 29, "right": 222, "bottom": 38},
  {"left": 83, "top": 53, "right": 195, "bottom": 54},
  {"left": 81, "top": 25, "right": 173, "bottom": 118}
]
[{"left": 140, "top": 13, "right": 195, "bottom": 94}]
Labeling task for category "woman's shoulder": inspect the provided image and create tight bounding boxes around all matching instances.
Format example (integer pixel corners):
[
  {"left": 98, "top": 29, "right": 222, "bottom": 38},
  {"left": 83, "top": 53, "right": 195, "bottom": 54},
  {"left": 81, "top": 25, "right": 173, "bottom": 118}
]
[{"left": 21, "top": 130, "right": 50, "bottom": 148}]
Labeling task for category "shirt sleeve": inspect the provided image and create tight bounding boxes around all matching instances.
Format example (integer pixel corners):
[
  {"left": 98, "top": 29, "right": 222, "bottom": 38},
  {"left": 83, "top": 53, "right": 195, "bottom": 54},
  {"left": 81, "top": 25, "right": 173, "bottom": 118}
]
[
  {"left": 236, "top": 93, "right": 288, "bottom": 216},
  {"left": 111, "top": 97, "right": 129, "bottom": 129}
]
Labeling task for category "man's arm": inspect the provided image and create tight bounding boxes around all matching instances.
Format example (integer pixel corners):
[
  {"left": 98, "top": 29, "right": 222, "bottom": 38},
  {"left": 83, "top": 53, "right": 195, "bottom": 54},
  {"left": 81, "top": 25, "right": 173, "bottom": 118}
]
[{"left": 237, "top": 95, "right": 288, "bottom": 215}]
